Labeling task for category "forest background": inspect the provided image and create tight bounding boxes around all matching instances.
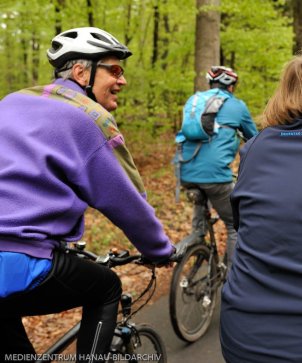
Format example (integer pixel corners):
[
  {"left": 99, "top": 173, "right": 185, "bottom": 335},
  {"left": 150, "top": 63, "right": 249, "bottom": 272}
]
[
  {"left": 0, "top": 0, "right": 297, "bottom": 251},
  {"left": 0, "top": 0, "right": 300, "bottom": 350},
  {"left": 0, "top": 0, "right": 299, "bottom": 249}
]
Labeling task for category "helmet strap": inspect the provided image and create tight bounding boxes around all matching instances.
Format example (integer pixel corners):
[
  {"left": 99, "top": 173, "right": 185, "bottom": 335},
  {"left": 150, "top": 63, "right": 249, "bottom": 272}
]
[{"left": 85, "top": 61, "right": 98, "bottom": 102}]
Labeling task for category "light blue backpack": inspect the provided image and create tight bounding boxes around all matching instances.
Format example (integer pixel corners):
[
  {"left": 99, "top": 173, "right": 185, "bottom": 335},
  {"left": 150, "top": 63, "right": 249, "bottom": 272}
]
[
  {"left": 174, "top": 89, "right": 230, "bottom": 201},
  {"left": 179, "top": 89, "right": 230, "bottom": 142}
]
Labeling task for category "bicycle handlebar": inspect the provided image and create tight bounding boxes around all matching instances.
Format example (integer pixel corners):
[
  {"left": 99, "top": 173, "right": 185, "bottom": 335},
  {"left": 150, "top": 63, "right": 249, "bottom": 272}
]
[{"left": 61, "top": 241, "right": 185, "bottom": 267}]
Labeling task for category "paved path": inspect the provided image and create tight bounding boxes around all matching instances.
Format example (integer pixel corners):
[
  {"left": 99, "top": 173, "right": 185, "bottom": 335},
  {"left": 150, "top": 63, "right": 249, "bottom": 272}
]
[{"left": 137, "top": 292, "right": 225, "bottom": 363}]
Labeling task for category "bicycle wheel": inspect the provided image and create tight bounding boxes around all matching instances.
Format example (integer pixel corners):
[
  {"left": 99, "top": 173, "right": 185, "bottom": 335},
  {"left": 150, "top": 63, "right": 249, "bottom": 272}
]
[
  {"left": 109, "top": 324, "right": 167, "bottom": 363},
  {"left": 169, "top": 244, "right": 217, "bottom": 342}
]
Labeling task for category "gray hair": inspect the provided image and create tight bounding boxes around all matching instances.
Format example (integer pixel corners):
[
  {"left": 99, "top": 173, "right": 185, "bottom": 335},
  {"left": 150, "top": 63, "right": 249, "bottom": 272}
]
[
  {"left": 55, "top": 58, "right": 110, "bottom": 79},
  {"left": 55, "top": 59, "right": 93, "bottom": 79}
]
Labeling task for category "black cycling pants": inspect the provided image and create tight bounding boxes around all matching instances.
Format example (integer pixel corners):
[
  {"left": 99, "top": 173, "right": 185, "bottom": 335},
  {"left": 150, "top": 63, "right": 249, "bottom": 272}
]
[{"left": 0, "top": 249, "right": 122, "bottom": 362}]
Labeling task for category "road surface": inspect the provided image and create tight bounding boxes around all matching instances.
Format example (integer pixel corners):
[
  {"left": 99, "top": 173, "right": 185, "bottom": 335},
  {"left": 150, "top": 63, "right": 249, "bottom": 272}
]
[{"left": 137, "top": 291, "right": 225, "bottom": 363}]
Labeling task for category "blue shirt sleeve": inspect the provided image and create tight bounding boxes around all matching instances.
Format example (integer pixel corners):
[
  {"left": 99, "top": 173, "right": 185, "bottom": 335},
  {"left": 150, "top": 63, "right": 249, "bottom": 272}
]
[{"left": 238, "top": 100, "right": 258, "bottom": 140}]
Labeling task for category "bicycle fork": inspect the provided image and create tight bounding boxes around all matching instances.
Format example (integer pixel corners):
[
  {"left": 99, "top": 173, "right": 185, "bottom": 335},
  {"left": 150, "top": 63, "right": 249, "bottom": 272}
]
[{"left": 202, "top": 242, "right": 226, "bottom": 309}]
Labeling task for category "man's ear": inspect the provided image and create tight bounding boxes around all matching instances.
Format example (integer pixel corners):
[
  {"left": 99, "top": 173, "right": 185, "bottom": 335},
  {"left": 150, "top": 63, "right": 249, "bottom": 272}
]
[
  {"left": 228, "top": 84, "right": 235, "bottom": 93},
  {"left": 71, "top": 63, "right": 90, "bottom": 87}
]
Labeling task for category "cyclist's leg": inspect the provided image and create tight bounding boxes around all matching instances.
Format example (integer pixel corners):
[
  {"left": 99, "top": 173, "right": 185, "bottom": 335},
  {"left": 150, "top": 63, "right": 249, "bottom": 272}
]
[
  {"left": 77, "top": 280, "right": 121, "bottom": 362},
  {"left": 182, "top": 182, "right": 207, "bottom": 239},
  {"left": 200, "top": 182, "right": 237, "bottom": 267},
  {"left": 192, "top": 203, "right": 207, "bottom": 236},
  {"left": 0, "top": 250, "right": 122, "bottom": 362},
  {"left": 0, "top": 317, "right": 36, "bottom": 361}
]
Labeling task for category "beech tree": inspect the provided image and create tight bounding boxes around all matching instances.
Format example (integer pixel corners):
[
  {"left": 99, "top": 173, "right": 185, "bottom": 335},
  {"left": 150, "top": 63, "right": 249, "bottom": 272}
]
[
  {"left": 293, "top": 0, "right": 302, "bottom": 54},
  {"left": 194, "top": 0, "right": 221, "bottom": 91}
]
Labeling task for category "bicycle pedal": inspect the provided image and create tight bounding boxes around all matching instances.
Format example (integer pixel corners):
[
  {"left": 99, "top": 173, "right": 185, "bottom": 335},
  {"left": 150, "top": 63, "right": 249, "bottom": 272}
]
[
  {"left": 180, "top": 278, "right": 188, "bottom": 288},
  {"left": 202, "top": 295, "right": 212, "bottom": 308}
]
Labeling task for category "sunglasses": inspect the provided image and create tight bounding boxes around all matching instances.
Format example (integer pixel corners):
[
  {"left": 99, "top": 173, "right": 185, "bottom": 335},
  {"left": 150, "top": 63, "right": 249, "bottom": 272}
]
[{"left": 97, "top": 63, "right": 124, "bottom": 78}]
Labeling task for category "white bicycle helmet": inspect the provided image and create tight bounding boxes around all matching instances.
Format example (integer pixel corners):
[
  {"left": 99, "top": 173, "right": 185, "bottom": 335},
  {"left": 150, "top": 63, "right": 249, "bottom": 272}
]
[
  {"left": 47, "top": 27, "right": 132, "bottom": 102},
  {"left": 206, "top": 66, "right": 238, "bottom": 86},
  {"left": 47, "top": 27, "right": 132, "bottom": 69}
]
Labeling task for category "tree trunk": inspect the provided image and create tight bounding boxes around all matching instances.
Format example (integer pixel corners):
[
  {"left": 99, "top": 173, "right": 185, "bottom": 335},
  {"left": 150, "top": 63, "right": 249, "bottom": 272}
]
[
  {"left": 161, "top": 0, "right": 170, "bottom": 70},
  {"left": 293, "top": 0, "right": 302, "bottom": 54},
  {"left": 124, "top": 0, "right": 133, "bottom": 48},
  {"left": 87, "top": 0, "right": 94, "bottom": 27},
  {"left": 194, "top": 0, "right": 220, "bottom": 92},
  {"left": 32, "top": 31, "right": 40, "bottom": 85},
  {"left": 151, "top": 1, "right": 160, "bottom": 67},
  {"left": 54, "top": 0, "right": 65, "bottom": 35},
  {"left": 20, "top": 0, "right": 28, "bottom": 86}
]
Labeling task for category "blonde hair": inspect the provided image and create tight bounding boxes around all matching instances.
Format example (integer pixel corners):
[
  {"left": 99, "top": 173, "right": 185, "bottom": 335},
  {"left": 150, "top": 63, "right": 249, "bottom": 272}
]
[{"left": 262, "top": 55, "right": 302, "bottom": 128}]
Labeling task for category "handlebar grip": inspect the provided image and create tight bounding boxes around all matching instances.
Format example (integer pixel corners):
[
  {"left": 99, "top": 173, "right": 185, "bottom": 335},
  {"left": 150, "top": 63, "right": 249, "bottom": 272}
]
[
  {"left": 108, "top": 254, "right": 141, "bottom": 267},
  {"left": 169, "top": 244, "right": 187, "bottom": 263},
  {"left": 139, "top": 244, "right": 187, "bottom": 266}
]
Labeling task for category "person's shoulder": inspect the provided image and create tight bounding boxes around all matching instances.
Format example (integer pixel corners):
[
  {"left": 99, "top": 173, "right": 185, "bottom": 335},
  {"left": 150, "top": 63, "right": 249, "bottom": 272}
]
[
  {"left": 240, "top": 129, "right": 266, "bottom": 158},
  {"left": 192, "top": 88, "right": 221, "bottom": 96},
  {"left": 225, "top": 95, "right": 250, "bottom": 112},
  {"left": 230, "top": 95, "right": 248, "bottom": 107}
]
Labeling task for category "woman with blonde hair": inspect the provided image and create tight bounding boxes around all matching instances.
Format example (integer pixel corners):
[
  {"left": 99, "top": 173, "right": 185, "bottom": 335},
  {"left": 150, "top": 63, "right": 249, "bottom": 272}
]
[{"left": 220, "top": 55, "right": 302, "bottom": 363}]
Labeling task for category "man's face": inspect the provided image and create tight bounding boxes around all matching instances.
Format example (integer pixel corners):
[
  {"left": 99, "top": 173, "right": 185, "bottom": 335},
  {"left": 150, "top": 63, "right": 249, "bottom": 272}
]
[{"left": 93, "top": 57, "right": 127, "bottom": 112}]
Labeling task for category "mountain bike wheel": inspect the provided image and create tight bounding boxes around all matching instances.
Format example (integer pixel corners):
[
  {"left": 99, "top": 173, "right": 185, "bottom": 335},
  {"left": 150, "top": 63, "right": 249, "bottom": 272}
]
[
  {"left": 169, "top": 244, "right": 217, "bottom": 342},
  {"left": 109, "top": 324, "right": 167, "bottom": 363}
]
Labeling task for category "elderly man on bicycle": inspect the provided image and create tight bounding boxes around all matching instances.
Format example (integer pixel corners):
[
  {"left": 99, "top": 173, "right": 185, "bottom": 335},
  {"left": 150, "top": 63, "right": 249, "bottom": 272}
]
[{"left": 0, "top": 27, "right": 175, "bottom": 362}]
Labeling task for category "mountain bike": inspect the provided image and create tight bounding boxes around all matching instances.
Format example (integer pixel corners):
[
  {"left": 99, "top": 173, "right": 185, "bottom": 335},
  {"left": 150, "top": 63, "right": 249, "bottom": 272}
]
[
  {"left": 169, "top": 188, "right": 228, "bottom": 343},
  {"left": 34, "top": 242, "right": 182, "bottom": 363}
]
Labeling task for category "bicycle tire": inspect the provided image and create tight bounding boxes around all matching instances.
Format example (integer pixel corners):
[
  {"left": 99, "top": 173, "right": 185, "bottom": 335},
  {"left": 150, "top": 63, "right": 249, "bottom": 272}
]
[
  {"left": 169, "top": 243, "right": 217, "bottom": 342},
  {"left": 46, "top": 324, "right": 166, "bottom": 363},
  {"left": 109, "top": 324, "right": 167, "bottom": 363}
]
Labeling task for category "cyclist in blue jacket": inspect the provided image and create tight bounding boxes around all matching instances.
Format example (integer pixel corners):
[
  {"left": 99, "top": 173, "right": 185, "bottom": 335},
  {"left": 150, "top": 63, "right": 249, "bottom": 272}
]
[
  {"left": 178, "top": 66, "right": 258, "bottom": 267},
  {"left": 221, "top": 55, "right": 302, "bottom": 363}
]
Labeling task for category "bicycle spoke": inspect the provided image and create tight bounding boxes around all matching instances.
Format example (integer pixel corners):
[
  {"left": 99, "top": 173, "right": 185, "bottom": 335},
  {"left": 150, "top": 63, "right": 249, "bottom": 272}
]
[{"left": 169, "top": 244, "right": 218, "bottom": 342}]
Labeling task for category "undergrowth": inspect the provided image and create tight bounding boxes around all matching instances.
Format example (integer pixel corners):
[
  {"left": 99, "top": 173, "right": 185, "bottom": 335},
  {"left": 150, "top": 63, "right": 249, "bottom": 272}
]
[{"left": 82, "top": 129, "right": 193, "bottom": 255}]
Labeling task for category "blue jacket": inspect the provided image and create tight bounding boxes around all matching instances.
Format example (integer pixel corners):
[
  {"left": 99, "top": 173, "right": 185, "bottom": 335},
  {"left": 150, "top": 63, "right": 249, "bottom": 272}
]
[
  {"left": 179, "top": 88, "right": 258, "bottom": 183},
  {"left": 221, "top": 119, "right": 302, "bottom": 362}
]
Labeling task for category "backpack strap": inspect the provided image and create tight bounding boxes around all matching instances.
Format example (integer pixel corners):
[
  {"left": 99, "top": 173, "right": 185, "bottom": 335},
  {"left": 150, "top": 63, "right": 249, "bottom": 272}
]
[
  {"left": 174, "top": 142, "right": 202, "bottom": 202},
  {"left": 190, "top": 93, "right": 200, "bottom": 117}
]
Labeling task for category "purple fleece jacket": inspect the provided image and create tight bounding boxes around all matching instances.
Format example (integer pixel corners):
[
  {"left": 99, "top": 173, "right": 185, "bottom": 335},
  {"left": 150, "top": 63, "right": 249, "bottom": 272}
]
[{"left": 0, "top": 79, "right": 174, "bottom": 261}]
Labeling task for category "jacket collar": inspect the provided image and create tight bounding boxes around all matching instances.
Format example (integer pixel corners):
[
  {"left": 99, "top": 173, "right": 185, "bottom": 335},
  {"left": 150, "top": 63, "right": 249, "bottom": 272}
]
[{"left": 53, "top": 78, "right": 86, "bottom": 95}]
